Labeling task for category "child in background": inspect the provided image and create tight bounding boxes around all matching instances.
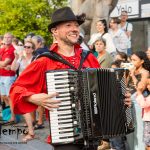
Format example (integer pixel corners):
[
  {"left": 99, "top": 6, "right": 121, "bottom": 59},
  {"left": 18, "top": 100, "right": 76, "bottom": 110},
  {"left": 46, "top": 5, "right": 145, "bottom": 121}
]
[
  {"left": 136, "top": 78, "right": 150, "bottom": 150},
  {"left": 115, "top": 51, "right": 128, "bottom": 62}
]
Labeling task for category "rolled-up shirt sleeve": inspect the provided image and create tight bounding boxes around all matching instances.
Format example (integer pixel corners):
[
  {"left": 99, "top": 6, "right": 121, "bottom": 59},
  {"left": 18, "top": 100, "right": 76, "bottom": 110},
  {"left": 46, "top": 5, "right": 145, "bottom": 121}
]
[{"left": 10, "top": 58, "right": 47, "bottom": 114}]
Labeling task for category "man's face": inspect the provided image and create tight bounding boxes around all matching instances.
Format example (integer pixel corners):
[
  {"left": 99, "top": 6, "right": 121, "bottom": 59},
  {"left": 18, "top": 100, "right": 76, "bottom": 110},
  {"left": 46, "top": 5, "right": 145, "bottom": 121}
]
[
  {"left": 3, "top": 33, "right": 13, "bottom": 45},
  {"left": 52, "top": 21, "right": 80, "bottom": 46},
  {"left": 121, "top": 12, "right": 128, "bottom": 22}
]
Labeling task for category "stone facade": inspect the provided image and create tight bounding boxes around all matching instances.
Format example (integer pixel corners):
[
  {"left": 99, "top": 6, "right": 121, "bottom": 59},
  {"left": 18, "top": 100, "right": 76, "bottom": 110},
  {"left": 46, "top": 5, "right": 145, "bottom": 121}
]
[{"left": 70, "top": 0, "right": 118, "bottom": 40}]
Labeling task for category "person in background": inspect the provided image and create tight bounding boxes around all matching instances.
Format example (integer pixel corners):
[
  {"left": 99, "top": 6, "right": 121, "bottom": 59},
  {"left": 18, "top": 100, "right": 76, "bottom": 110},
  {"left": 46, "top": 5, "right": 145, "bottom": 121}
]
[
  {"left": 11, "top": 40, "right": 34, "bottom": 75},
  {"left": 94, "top": 37, "right": 113, "bottom": 68},
  {"left": 0, "top": 32, "right": 16, "bottom": 123},
  {"left": 109, "top": 17, "right": 129, "bottom": 54},
  {"left": 115, "top": 51, "right": 128, "bottom": 62},
  {"left": 11, "top": 39, "right": 35, "bottom": 140},
  {"left": 136, "top": 78, "right": 150, "bottom": 150},
  {"left": 78, "top": 32, "right": 89, "bottom": 51},
  {"left": 31, "top": 35, "right": 49, "bottom": 60},
  {"left": 12, "top": 37, "right": 19, "bottom": 50},
  {"left": 88, "top": 19, "right": 116, "bottom": 59},
  {"left": 119, "top": 11, "right": 133, "bottom": 56},
  {"left": 31, "top": 35, "right": 50, "bottom": 130},
  {"left": 111, "top": 60, "right": 122, "bottom": 68},
  {"left": 127, "top": 51, "right": 150, "bottom": 150}
]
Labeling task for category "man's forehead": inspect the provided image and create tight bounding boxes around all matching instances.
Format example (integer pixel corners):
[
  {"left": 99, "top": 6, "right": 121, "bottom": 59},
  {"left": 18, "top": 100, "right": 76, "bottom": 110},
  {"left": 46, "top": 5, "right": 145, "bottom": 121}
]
[{"left": 4, "top": 33, "right": 13, "bottom": 38}]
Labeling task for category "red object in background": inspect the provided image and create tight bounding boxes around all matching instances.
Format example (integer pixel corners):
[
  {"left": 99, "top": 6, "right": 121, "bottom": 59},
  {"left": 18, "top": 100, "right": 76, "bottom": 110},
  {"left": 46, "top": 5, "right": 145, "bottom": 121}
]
[{"left": 46, "top": 135, "right": 52, "bottom": 144}]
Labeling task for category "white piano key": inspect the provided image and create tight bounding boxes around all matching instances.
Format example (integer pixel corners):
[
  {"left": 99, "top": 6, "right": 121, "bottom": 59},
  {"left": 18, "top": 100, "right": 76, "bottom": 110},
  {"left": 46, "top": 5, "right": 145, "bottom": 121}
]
[
  {"left": 52, "top": 132, "right": 74, "bottom": 138},
  {"left": 48, "top": 88, "right": 70, "bottom": 93},
  {"left": 47, "top": 79, "right": 69, "bottom": 83},
  {"left": 55, "top": 97, "right": 71, "bottom": 101},
  {"left": 51, "top": 119, "right": 73, "bottom": 124},
  {"left": 58, "top": 106, "right": 72, "bottom": 110},
  {"left": 50, "top": 110, "right": 72, "bottom": 115},
  {"left": 47, "top": 75, "right": 69, "bottom": 79},
  {"left": 51, "top": 128, "right": 74, "bottom": 133},
  {"left": 51, "top": 123, "right": 73, "bottom": 128},
  {"left": 58, "top": 101, "right": 71, "bottom": 105},
  {"left": 48, "top": 84, "right": 70, "bottom": 88},
  {"left": 50, "top": 114, "right": 72, "bottom": 119},
  {"left": 57, "top": 93, "right": 71, "bottom": 97},
  {"left": 52, "top": 138, "right": 74, "bottom": 143},
  {"left": 47, "top": 71, "right": 69, "bottom": 75}
]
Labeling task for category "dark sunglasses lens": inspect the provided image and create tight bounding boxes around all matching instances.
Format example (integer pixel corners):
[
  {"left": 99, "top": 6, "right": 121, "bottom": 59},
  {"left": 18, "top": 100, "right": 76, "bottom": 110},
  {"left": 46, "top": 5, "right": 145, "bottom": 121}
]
[{"left": 24, "top": 46, "right": 31, "bottom": 49}]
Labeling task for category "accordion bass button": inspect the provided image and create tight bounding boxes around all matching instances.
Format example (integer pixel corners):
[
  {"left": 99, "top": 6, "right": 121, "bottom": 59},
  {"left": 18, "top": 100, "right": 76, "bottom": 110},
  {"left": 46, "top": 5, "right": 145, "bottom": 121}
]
[
  {"left": 73, "top": 121, "right": 77, "bottom": 125},
  {"left": 70, "top": 87, "right": 74, "bottom": 91},
  {"left": 72, "top": 104, "right": 76, "bottom": 108}
]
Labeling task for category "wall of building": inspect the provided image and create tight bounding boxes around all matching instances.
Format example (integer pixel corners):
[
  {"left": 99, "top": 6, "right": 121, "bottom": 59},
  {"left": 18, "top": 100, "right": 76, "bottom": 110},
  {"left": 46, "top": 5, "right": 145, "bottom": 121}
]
[
  {"left": 131, "top": 20, "right": 148, "bottom": 52},
  {"left": 110, "top": 0, "right": 150, "bottom": 52}
]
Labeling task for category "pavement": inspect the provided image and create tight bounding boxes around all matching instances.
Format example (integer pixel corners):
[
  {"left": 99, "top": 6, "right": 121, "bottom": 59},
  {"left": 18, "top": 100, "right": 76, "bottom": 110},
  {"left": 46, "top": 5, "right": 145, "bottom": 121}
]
[{"left": 0, "top": 111, "right": 54, "bottom": 150}]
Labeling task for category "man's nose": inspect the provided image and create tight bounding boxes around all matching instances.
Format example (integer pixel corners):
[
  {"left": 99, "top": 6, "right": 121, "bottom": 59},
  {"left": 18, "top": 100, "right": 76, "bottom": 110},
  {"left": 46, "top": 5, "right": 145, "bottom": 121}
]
[{"left": 72, "top": 25, "right": 79, "bottom": 31}]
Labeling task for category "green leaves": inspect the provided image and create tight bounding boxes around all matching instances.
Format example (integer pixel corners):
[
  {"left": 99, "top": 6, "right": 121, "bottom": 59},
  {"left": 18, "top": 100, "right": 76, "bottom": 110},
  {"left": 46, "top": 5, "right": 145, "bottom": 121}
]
[{"left": 0, "top": 0, "right": 67, "bottom": 45}]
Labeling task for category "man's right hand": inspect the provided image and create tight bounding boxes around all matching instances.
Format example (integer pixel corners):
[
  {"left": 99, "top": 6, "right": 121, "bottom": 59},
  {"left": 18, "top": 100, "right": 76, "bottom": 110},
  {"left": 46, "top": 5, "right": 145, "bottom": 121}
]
[{"left": 27, "top": 92, "right": 60, "bottom": 111}]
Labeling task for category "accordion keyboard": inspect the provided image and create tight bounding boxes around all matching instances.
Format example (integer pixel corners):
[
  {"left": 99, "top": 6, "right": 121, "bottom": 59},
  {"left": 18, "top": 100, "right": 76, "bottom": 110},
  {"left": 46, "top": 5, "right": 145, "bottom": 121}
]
[{"left": 46, "top": 70, "right": 81, "bottom": 144}]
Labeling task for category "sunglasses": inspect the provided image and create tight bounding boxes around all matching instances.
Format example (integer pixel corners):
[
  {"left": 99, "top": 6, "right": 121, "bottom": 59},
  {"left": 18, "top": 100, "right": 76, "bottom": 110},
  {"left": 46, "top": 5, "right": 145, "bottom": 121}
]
[
  {"left": 18, "top": 44, "right": 23, "bottom": 46},
  {"left": 1, "top": 43, "right": 5, "bottom": 45},
  {"left": 24, "top": 46, "right": 32, "bottom": 49}
]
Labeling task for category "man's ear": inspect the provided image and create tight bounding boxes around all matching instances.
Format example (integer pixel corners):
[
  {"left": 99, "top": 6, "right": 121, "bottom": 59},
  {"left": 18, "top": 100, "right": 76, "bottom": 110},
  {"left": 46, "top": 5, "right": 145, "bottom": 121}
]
[{"left": 51, "top": 28, "right": 57, "bottom": 35}]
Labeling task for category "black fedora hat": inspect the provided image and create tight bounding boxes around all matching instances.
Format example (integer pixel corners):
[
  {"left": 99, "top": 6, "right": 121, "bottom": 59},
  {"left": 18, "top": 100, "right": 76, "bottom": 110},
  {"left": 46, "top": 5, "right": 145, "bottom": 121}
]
[{"left": 48, "top": 7, "right": 85, "bottom": 32}]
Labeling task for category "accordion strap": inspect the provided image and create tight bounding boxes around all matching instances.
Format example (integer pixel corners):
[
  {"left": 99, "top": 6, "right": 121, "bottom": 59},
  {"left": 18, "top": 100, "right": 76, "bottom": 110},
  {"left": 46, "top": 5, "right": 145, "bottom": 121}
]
[{"left": 36, "top": 50, "right": 91, "bottom": 70}]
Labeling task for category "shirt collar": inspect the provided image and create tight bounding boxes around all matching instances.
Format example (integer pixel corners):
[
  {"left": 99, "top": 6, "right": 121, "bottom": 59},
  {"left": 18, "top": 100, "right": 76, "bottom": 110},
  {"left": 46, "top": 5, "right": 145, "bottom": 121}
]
[{"left": 49, "top": 43, "right": 82, "bottom": 56}]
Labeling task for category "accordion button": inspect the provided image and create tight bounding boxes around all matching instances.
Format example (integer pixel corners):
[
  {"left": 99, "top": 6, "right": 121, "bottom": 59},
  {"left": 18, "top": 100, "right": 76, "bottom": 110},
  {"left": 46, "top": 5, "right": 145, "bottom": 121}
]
[
  {"left": 70, "top": 87, "right": 74, "bottom": 91},
  {"left": 72, "top": 104, "right": 75, "bottom": 107},
  {"left": 73, "top": 121, "right": 77, "bottom": 125}
]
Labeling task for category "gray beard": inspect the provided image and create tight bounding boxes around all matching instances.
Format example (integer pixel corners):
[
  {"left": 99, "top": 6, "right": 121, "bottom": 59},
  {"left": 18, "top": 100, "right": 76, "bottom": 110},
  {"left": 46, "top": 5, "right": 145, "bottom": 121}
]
[{"left": 60, "top": 37, "right": 77, "bottom": 46}]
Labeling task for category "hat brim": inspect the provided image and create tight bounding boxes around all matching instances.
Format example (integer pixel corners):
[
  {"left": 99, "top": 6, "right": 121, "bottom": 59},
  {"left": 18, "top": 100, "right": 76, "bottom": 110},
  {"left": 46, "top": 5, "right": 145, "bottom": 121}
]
[{"left": 48, "top": 19, "right": 84, "bottom": 32}]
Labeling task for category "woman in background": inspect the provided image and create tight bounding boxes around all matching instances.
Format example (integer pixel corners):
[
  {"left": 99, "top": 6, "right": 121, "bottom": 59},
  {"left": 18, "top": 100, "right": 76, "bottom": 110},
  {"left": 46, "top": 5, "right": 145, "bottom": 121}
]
[
  {"left": 127, "top": 51, "right": 150, "bottom": 150},
  {"left": 88, "top": 19, "right": 116, "bottom": 59},
  {"left": 94, "top": 37, "right": 113, "bottom": 68},
  {"left": 11, "top": 40, "right": 34, "bottom": 75}
]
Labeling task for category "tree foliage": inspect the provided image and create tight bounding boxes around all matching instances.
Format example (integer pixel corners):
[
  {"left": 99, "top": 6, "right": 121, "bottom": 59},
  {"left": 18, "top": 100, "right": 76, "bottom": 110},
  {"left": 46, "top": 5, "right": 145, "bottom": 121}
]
[{"left": 0, "top": 0, "right": 67, "bottom": 45}]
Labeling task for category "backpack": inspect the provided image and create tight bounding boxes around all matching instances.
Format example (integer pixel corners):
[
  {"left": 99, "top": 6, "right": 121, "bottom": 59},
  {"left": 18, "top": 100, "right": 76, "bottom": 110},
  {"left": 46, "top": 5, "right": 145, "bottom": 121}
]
[{"left": 36, "top": 50, "right": 91, "bottom": 70}]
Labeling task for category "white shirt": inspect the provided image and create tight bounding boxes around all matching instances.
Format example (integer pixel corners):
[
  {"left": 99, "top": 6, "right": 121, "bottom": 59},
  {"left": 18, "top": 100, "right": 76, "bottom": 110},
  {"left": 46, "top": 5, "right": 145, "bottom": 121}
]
[
  {"left": 109, "top": 29, "right": 129, "bottom": 54},
  {"left": 119, "top": 22, "right": 133, "bottom": 48},
  {"left": 88, "top": 32, "right": 116, "bottom": 54}
]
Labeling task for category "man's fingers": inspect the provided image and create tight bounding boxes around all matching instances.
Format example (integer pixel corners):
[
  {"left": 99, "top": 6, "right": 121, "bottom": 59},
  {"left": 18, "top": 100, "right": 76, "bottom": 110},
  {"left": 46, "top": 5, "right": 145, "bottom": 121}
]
[
  {"left": 46, "top": 92, "right": 59, "bottom": 98},
  {"left": 44, "top": 106, "right": 54, "bottom": 111},
  {"left": 44, "top": 99, "right": 61, "bottom": 104},
  {"left": 43, "top": 104, "right": 59, "bottom": 111}
]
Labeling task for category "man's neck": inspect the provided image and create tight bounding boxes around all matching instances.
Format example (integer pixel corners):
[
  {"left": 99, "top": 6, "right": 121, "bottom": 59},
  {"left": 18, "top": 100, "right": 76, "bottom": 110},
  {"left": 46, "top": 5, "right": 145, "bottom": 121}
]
[{"left": 57, "top": 43, "right": 75, "bottom": 57}]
